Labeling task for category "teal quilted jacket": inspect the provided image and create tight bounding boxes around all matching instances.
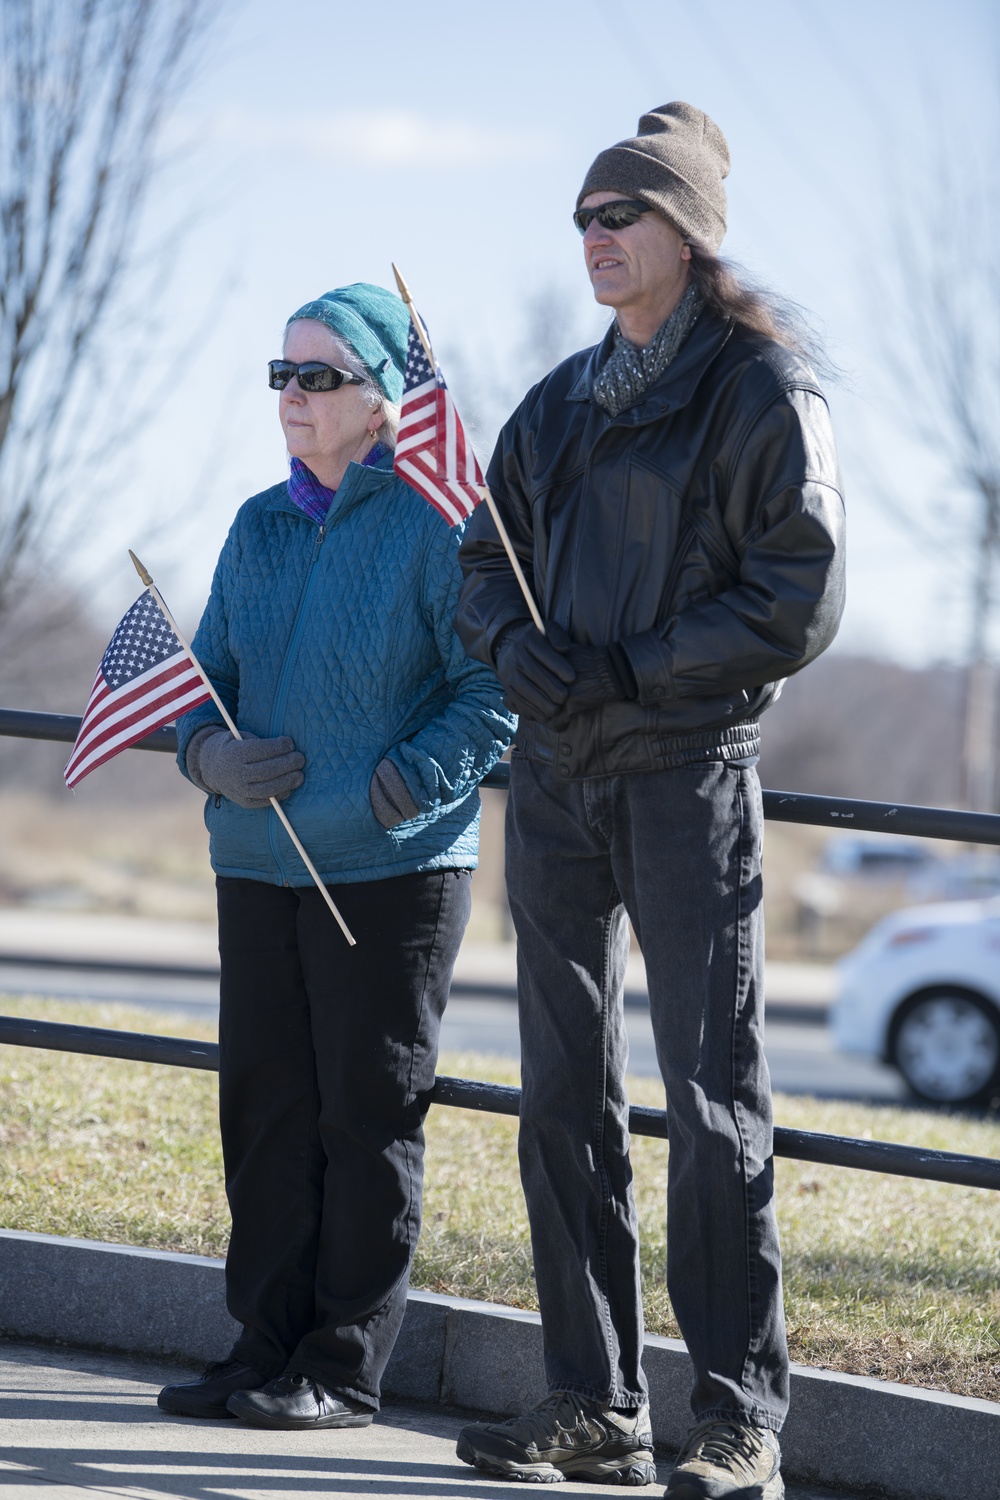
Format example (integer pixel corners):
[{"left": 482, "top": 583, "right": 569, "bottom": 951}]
[{"left": 176, "top": 453, "right": 514, "bottom": 885}]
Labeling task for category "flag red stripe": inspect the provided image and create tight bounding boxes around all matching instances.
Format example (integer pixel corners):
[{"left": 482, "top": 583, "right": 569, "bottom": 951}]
[
  {"left": 65, "top": 669, "right": 207, "bottom": 774},
  {"left": 65, "top": 682, "right": 210, "bottom": 784},
  {"left": 65, "top": 684, "right": 211, "bottom": 787},
  {"left": 394, "top": 455, "right": 469, "bottom": 526},
  {"left": 65, "top": 659, "right": 209, "bottom": 780},
  {"left": 65, "top": 677, "right": 211, "bottom": 786},
  {"left": 66, "top": 672, "right": 206, "bottom": 776},
  {"left": 67, "top": 655, "right": 201, "bottom": 761},
  {"left": 65, "top": 687, "right": 207, "bottom": 784},
  {"left": 394, "top": 322, "right": 484, "bottom": 525}
]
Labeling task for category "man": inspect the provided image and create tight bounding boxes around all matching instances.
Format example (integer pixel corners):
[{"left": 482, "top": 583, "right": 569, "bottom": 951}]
[{"left": 453, "top": 103, "right": 844, "bottom": 1497}]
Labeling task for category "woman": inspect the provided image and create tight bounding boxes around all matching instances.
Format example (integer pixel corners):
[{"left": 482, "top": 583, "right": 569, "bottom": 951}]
[{"left": 157, "top": 283, "right": 513, "bottom": 1429}]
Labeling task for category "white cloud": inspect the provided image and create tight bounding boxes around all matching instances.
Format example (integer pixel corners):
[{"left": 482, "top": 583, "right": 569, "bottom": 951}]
[{"left": 197, "top": 106, "right": 559, "bottom": 171}]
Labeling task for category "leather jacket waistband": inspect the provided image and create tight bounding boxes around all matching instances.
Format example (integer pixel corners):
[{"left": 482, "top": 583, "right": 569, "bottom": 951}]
[{"left": 515, "top": 718, "right": 761, "bottom": 777}]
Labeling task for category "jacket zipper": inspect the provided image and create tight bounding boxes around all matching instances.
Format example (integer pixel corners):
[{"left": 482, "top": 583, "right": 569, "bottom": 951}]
[{"left": 266, "top": 522, "right": 326, "bottom": 884}]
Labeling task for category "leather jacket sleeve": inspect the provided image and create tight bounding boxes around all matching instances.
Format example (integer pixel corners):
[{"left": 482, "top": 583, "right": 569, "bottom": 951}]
[
  {"left": 455, "top": 405, "right": 541, "bottom": 668},
  {"left": 620, "top": 388, "right": 846, "bottom": 704}
]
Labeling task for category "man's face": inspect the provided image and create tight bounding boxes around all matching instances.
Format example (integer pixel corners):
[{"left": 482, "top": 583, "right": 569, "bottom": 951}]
[{"left": 580, "top": 190, "right": 691, "bottom": 323}]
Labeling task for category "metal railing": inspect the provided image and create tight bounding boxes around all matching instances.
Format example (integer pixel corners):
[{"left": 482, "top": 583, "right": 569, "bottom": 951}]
[
  {"left": 2, "top": 705, "right": 1000, "bottom": 1196},
  {"left": 7, "top": 705, "right": 1000, "bottom": 842}
]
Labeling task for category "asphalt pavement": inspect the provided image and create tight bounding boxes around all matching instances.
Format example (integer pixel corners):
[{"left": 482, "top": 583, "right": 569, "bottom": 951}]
[
  {"left": 0, "top": 1342, "right": 865, "bottom": 1500},
  {"left": 0, "top": 910, "right": 906, "bottom": 1103}
]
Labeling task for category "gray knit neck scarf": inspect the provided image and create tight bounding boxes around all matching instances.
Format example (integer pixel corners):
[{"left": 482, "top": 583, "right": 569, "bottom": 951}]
[{"left": 593, "top": 283, "right": 703, "bottom": 417}]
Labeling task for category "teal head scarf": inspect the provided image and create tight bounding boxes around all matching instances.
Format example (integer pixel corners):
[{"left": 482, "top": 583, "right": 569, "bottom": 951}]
[{"left": 286, "top": 283, "right": 410, "bottom": 403}]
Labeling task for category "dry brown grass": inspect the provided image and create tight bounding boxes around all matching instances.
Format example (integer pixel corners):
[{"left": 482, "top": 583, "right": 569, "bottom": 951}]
[
  {"left": 0, "top": 787, "right": 931, "bottom": 955},
  {"left": 0, "top": 787, "right": 510, "bottom": 939},
  {"left": 1, "top": 997, "right": 998, "bottom": 1400}
]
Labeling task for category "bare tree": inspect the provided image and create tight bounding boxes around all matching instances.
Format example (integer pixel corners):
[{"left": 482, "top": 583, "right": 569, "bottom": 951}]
[
  {"left": 0, "top": 0, "right": 214, "bottom": 616},
  {"left": 871, "top": 146, "right": 1000, "bottom": 808}
]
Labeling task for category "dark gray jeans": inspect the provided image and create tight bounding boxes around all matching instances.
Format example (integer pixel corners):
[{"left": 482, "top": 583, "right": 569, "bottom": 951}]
[{"left": 506, "top": 755, "right": 789, "bottom": 1431}]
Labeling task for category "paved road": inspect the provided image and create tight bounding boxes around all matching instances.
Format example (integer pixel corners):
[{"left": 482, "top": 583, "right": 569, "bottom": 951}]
[
  {"left": 0, "top": 958, "right": 904, "bottom": 1104},
  {"left": 440, "top": 995, "right": 906, "bottom": 1103},
  {"left": 0, "top": 917, "right": 904, "bottom": 1103},
  {"left": 0, "top": 1343, "right": 862, "bottom": 1500}
]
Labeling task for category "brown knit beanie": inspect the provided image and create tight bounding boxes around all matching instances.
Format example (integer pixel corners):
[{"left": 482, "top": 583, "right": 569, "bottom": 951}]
[{"left": 577, "top": 102, "right": 729, "bottom": 252}]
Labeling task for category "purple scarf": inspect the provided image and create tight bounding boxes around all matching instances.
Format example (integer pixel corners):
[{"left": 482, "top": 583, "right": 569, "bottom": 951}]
[{"left": 287, "top": 445, "right": 387, "bottom": 526}]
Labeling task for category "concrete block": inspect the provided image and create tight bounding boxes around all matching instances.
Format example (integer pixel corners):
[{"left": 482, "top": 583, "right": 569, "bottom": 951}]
[
  {"left": 2, "top": 1228, "right": 1000, "bottom": 1499},
  {"left": 382, "top": 1290, "right": 449, "bottom": 1403},
  {"left": 642, "top": 1330, "right": 1000, "bottom": 1500},
  {"left": 440, "top": 1296, "right": 547, "bottom": 1416},
  {"left": 0, "top": 1229, "right": 236, "bottom": 1364},
  {"left": 784, "top": 1362, "right": 1000, "bottom": 1500},
  {"left": 643, "top": 1333, "right": 697, "bottom": 1447}
]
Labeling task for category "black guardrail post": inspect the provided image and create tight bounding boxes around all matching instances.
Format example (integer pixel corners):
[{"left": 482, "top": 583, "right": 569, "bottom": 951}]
[
  {"left": 0, "top": 707, "right": 177, "bottom": 754},
  {"left": 3, "top": 707, "right": 1000, "bottom": 1194},
  {"left": 432, "top": 1077, "right": 1000, "bottom": 1192},
  {"left": 8, "top": 705, "right": 1000, "bottom": 839},
  {"left": 1, "top": 1022, "right": 998, "bottom": 1190},
  {"left": 0, "top": 1015, "right": 218, "bottom": 1071}
]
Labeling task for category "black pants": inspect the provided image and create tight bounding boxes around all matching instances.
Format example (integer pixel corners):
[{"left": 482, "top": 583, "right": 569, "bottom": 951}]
[{"left": 216, "top": 869, "right": 471, "bottom": 1409}]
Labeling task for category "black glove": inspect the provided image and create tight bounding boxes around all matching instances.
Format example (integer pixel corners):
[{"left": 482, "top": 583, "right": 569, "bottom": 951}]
[
  {"left": 187, "top": 727, "right": 305, "bottom": 809},
  {"left": 548, "top": 642, "right": 638, "bottom": 730},
  {"left": 494, "top": 620, "right": 576, "bottom": 721}
]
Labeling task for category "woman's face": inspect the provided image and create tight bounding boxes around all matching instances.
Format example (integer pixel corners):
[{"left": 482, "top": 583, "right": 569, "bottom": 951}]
[{"left": 279, "top": 320, "right": 382, "bottom": 474}]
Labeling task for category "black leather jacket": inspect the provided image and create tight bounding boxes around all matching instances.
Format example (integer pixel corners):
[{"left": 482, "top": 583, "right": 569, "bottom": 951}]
[{"left": 456, "top": 310, "right": 845, "bottom": 779}]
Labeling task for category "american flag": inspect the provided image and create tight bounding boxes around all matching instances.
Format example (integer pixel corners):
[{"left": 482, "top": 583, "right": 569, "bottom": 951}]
[
  {"left": 393, "top": 323, "right": 484, "bottom": 525},
  {"left": 64, "top": 590, "right": 212, "bottom": 789}
]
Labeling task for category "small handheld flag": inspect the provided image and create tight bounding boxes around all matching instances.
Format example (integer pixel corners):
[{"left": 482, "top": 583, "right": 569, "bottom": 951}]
[
  {"left": 390, "top": 263, "right": 545, "bottom": 632},
  {"left": 393, "top": 321, "right": 485, "bottom": 525},
  {"left": 66, "top": 552, "right": 356, "bottom": 945},
  {"left": 64, "top": 591, "right": 211, "bottom": 788}
]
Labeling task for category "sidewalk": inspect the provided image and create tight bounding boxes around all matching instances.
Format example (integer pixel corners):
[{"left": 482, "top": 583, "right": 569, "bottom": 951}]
[
  {"left": 0, "top": 1342, "right": 859, "bottom": 1500},
  {"left": 0, "top": 908, "right": 836, "bottom": 1009}
]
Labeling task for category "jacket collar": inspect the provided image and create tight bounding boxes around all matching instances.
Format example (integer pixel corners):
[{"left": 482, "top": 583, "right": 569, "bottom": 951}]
[
  {"left": 267, "top": 446, "right": 396, "bottom": 523},
  {"left": 566, "top": 309, "right": 733, "bottom": 424}
]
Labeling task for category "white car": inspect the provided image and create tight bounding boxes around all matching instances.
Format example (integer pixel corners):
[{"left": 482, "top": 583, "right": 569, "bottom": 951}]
[{"left": 833, "top": 897, "right": 1000, "bottom": 1107}]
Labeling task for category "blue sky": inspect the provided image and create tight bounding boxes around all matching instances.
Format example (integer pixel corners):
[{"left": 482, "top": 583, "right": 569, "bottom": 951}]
[{"left": 92, "top": 0, "right": 998, "bottom": 666}]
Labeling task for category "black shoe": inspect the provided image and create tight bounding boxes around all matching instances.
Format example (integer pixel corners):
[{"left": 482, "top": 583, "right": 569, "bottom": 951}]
[
  {"left": 158, "top": 1358, "right": 267, "bottom": 1419},
  {"left": 456, "top": 1391, "right": 656, "bottom": 1484},
  {"left": 227, "top": 1372, "right": 375, "bottom": 1430}
]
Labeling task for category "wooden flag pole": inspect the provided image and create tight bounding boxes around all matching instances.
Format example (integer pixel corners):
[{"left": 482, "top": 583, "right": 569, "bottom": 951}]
[
  {"left": 129, "top": 551, "right": 356, "bottom": 947},
  {"left": 390, "top": 263, "right": 545, "bottom": 636}
]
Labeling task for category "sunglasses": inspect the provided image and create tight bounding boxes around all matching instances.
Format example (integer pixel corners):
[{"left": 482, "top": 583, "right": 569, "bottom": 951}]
[
  {"left": 268, "top": 360, "right": 366, "bottom": 393},
  {"left": 572, "top": 198, "right": 655, "bottom": 236}
]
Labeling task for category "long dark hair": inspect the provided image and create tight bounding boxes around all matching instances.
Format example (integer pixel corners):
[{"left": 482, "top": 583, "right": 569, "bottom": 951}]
[{"left": 687, "top": 242, "right": 824, "bottom": 366}]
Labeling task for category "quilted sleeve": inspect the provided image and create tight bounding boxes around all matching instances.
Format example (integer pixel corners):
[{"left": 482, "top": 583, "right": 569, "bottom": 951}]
[
  {"left": 384, "top": 516, "right": 516, "bottom": 812},
  {"left": 175, "top": 514, "right": 242, "bottom": 779}
]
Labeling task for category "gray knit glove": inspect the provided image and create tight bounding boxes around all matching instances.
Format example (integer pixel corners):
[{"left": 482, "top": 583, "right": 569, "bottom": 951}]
[
  {"left": 186, "top": 726, "right": 305, "bottom": 809},
  {"left": 369, "top": 757, "right": 420, "bottom": 829}
]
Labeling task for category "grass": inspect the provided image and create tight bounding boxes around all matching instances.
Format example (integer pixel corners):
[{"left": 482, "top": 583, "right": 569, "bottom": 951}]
[
  {"left": 0, "top": 787, "right": 912, "bottom": 956},
  {"left": 1, "top": 994, "right": 999, "bottom": 1401}
]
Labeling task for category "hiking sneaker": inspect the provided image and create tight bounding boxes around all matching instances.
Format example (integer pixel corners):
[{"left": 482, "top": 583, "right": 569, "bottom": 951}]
[
  {"left": 456, "top": 1390, "right": 655, "bottom": 1484},
  {"left": 666, "top": 1418, "right": 783, "bottom": 1498}
]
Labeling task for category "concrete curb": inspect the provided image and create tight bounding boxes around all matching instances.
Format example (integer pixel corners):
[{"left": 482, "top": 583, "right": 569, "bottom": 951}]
[{"left": 0, "top": 1229, "right": 997, "bottom": 1500}]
